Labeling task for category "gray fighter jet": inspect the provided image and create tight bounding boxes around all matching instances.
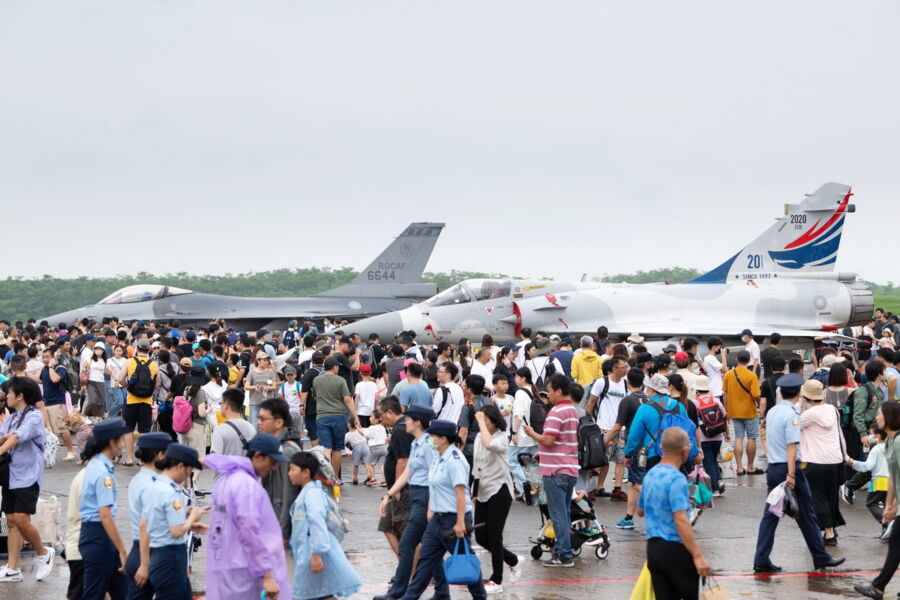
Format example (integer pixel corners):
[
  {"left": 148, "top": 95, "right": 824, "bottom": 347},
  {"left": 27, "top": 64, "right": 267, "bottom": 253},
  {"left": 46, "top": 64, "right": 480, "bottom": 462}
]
[
  {"left": 345, "top": 183, "right": 873, "bottom": 351},
  {"left": 42, "top": 222, "right": 445, "bottom": 331}
]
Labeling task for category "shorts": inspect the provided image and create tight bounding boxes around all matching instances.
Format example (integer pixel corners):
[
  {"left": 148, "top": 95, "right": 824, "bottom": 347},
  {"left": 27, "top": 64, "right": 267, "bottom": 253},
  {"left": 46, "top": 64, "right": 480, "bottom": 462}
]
[
  {"left": 351, "top": 443, "right": 370, "bottom": 466},
  {"left": 305, "top": 415, "right": 318, "bottom": 441},
  {"left": 123, "top": 402, "right": 152, "bottom": 433},
  {"left": 316, "top": 415, "right": 347, "bottom": 450},
  {"left": 601, "top": 428, "right": 626, "bottom": 464},
  {"left": 377, "top": 487, "right": 411, "bottom": 535},
  {"left": 732, "top": 417, "right": 760, "bottom": 440},
  {"left": 1, "top": 482, "right": 40, "bottom": 515},
  {"left": 47, "top": 403, "right": 69, "bottom": 435},
  {"left": 627, "top": 463, "right": 647, "bottom": 486},
  {"left": 368, "top": 444, "right": 388, "bottom": 466}
]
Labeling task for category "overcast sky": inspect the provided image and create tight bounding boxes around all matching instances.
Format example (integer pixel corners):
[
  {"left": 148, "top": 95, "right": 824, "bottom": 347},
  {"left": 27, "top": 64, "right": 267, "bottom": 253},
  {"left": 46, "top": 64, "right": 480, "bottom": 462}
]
[{"left": 2, "top": 2, "right": 897, "bottom": 285}]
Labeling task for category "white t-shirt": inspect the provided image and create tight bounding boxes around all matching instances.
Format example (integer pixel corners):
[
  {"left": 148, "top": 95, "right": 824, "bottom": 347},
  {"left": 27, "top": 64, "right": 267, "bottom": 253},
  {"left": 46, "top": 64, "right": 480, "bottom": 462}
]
[
  {"left": 514, "top": 340, "right": 530, "bottom": 368},
  {"left": 470, "top": 360, "right": 495, "bottom": 391},
  {"left": 590, "top": 376, "right": 627, "bottom": 430},
  {"left": 512, "top": 388, "right": 538, "bottom": 447},
  {"left": 433, "top": 382, "right": 465, "bottom": 423},
  {"left": 364, "top": 423, "right": 388, "bottom": 447},
  {"left": 354, "top": 380, "right": 378, "bottom": 416},
  {"left": 493, "top": 393, "right": 515, "bottom": 430},
  {"left": 88, "top": 358, "right": 106, "bottom": 383},
  {"left": 279, "top": 380, "right": 303, "bottom": 413},
  {"left": 203, "top": 380, "right": 227, "bottom": 414},
  {"left": 526, "top": 357, "right": 564, "bottom": 388},
  {"left": 107, "top": 357, "right": 128, "bottom": 388},
  {"left": 703, "top": 354, "right": 724, "bottom": 397},
  {"left": 745, "top": 340, "right": 761, "bottom": 365}
]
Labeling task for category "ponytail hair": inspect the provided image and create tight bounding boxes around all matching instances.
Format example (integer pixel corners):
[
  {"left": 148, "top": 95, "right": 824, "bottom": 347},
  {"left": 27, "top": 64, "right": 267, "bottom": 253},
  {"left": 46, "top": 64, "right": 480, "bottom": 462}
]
[
  {"left": 667, "top": 374, "right": 689, "bottom": 408},
  {"left": 81, "top": 435, "right": 109, "bottom": 462}
]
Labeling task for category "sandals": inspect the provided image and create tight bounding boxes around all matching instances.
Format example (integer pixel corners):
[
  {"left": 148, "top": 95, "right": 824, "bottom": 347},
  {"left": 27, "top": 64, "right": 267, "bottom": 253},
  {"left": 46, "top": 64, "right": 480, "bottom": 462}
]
[{"left": 747, "top": 468, "right": 766, "bottom": 475}]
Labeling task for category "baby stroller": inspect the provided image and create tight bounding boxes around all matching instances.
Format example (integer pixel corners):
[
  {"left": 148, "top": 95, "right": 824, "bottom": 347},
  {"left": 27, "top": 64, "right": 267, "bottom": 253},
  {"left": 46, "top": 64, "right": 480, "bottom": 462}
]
[{"left": 518, "top": 453, "right": 610, "bottom": 560}]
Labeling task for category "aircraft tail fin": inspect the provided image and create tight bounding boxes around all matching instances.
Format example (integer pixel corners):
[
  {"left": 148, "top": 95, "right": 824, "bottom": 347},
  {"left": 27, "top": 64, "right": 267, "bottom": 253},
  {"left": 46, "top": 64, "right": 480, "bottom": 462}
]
[
  {"left": 316, "top": 222, "right": 445, "bottom": 299},
  {"left": 687, "top": 182, "right": 854, "bottom": 284}
]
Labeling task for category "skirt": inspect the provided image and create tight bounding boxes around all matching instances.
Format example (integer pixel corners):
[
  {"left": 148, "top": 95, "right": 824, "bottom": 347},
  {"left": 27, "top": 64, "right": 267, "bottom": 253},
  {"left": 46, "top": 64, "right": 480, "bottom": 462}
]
[{"left": 804, "top": 461, "right": 846, "bottom": 529}]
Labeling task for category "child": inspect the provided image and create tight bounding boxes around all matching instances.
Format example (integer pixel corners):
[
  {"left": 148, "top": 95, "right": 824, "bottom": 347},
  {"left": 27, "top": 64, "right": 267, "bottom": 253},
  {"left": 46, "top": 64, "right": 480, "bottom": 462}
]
[
  {"left": 361, "top": 411, "right": 388, "bottom": 487},
  {"left": 879, "top": 329, "right": 897, "bottom": 350},
  {"left": 279, "top": 367, "right": 303, "bottom": 432},
  {"left": 288, "top": 452, "right": 362, "bottom": 600},
  {"left": 847, "top": 426, "right": 891, "bottom": 539},
  {"left": 344, "top": 427, "right": 371, "bottom": 485},
  {"left": 354, "top": 364, "right": 377, "bottom": 427}
]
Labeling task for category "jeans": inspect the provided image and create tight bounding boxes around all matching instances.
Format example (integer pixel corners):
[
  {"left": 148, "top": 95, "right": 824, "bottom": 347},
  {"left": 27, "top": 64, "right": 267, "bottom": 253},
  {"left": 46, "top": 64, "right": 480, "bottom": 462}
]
[
  {"left": 400, "top": 512, "right": 485, "bottom": 600},
  {"left": 387, "top": 485, "right": 449, "bottom": 599},
  {"left": 753, "top": 462, "right": 832, "bottom": 568},
  {"left": 701, "top": 441, "right": 722, "bottom": 492},
  {"left": 542, "top": 472, "right": 576, "bottom": 560},
  {"left": 507, "top": 445, "right": 531, "bottom": 494},
  {"left": 249, "top": 404, "right": 261, "bottom": 430},
  {"left": 474, "top": 484, "right": 517, "bottom": 584}
]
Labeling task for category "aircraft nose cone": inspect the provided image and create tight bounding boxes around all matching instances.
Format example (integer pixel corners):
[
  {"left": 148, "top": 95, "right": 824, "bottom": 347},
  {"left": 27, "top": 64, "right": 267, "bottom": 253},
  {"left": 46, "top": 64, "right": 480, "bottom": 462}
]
[{"left": 345, "top": 311, "right": 405, "bottom": 342}]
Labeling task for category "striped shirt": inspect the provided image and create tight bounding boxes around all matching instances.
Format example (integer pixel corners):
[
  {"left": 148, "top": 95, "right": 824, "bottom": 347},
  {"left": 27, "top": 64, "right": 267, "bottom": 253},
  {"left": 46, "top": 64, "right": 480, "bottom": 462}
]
[{"left": 538, "top": 399, "right": 580, "bottom": 477}]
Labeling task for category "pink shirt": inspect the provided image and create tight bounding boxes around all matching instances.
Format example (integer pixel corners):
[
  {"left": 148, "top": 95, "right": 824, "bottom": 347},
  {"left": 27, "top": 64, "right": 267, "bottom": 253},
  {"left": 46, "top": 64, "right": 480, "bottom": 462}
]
[
  {"left": 800, "top": 404, "right": 846, "bottom": 465},
  {"left": 539, "top": 399, "right": 580, "bottom": 478}
]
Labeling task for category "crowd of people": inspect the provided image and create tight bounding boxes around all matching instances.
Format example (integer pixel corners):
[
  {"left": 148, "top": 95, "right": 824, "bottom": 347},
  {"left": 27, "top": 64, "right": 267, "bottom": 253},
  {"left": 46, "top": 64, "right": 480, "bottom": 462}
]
[{"left": 0, "top": 310, "right": 899, "bottom": 599}]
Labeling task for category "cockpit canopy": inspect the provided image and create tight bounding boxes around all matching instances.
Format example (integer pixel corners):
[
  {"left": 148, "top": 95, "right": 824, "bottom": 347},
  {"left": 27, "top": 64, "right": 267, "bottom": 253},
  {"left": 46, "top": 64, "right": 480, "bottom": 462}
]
[
  {"left": 97, "top": 284, "right": 192, "bottom": 305},
  {"left": 425, "top": 279, "right": 511, "bottom": 307}
]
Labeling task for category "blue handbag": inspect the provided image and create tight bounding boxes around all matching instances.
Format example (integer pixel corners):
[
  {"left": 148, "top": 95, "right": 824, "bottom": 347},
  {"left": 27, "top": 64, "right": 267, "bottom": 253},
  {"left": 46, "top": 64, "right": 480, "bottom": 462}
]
[{"left": 443, "top": 537, "right": 481, "bottom": 585}]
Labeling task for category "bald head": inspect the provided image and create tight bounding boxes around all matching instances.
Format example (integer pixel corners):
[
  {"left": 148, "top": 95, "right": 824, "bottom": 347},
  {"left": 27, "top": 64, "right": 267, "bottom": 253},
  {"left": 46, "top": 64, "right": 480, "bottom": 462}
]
[{"left": 661, "top": 427, "right": 690, "bottom": 456}]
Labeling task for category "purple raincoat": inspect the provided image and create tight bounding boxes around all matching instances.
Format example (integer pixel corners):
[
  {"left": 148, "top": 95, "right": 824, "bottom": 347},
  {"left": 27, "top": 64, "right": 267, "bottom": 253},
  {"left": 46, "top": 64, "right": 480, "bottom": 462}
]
[{"left": 205, "top": 454, "right": 290, "bottom": 600}]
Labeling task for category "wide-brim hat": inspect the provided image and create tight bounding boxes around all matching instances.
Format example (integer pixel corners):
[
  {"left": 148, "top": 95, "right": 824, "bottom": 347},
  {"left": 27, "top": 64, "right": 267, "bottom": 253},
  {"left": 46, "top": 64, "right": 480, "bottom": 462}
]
[
  {"left": 801, "top": 379, "right": 825, "bottom": 401},
  {"left": 185, "top": 367, "right": 210, "bottom": 386},
  {"left": 533, "top": 337, "right": 554, "bottom": 356},
  {"left": 627, "top": 333, "right": 645, "bottom": 344},
  {"left": 646, "top": 373, "right": 671, "bottom": 394}
]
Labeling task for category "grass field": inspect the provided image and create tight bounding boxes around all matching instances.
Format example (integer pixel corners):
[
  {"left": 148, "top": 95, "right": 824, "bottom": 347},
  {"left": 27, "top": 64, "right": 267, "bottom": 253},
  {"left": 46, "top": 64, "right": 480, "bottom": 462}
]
[{"left": 875, "top": 295, "right": 900, "bottom": 315}]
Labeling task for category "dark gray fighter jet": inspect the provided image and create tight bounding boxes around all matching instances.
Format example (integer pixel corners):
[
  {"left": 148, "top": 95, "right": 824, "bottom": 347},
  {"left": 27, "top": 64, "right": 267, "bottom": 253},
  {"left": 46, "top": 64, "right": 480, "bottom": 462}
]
[{"left": 42, "top": 222, "right": 444, "bottom": 331}]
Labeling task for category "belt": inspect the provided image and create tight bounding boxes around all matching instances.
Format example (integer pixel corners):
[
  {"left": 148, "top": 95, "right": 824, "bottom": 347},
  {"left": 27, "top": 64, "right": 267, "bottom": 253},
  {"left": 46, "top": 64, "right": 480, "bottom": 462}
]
[{"left": 433, "top": 512, "right": 456, "bottom": 516}]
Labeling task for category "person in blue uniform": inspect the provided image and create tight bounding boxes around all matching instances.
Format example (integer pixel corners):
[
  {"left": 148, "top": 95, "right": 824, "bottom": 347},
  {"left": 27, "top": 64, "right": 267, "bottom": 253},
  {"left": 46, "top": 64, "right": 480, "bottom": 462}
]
[
  {"left": 399, "top": 420, "right": 486, "bottom": 600},
  {"left": 124, "top": 432, "right": 173, "bottom": 599},
  {"left": 140, "top": 443, "right": 209, "bottom": 600},
  {"left": 78, "top": 417, "right": 132, "bottom": 600},
  {"left": 752, "top": 373, "right": 846, "bottom": 573},
  {"left": 374, "top": 403, "right": 449, "bottom": 600}
]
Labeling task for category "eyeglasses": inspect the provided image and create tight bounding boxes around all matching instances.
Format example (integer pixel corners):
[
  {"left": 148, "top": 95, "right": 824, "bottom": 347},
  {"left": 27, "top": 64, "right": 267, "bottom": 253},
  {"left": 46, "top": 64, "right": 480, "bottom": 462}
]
[{"left": 257, "top": 415, "right": 276, "bottom": 422}]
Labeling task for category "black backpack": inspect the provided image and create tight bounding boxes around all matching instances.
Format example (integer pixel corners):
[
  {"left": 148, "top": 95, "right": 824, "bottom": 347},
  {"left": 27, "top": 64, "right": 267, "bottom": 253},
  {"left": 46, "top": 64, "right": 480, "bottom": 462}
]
[
  {"left": 577, "top": 415, "right": 608, "bottom": 469},
  {"left": 522, "top": 388, "right": 548, "bottom": 434},
  {"left": 128, "top": 357, "right": 155, "bottom": 398},
  {"left": 590, "top": 376, "right": 610, "bottom": 418},
  {"left": 533, "top": 358, "right": 557, "bottom": 393}
]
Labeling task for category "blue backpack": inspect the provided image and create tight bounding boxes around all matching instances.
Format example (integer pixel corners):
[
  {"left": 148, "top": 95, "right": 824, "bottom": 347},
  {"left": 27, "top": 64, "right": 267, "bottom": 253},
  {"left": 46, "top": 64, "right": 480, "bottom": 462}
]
[{"left": 648, "top": 398, "right": 699, "bottom": 459}]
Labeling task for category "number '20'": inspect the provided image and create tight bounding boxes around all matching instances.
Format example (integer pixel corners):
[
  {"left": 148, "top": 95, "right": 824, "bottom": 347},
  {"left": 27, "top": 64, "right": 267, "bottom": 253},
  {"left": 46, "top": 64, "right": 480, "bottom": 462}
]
[{"left": 746, "top": 254, "right": 762, "bottom": 269}]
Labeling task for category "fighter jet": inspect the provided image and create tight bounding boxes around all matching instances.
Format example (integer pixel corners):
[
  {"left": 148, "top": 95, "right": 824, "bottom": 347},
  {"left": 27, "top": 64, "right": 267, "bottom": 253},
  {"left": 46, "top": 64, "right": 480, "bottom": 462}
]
[
  {"left": 345, "top": 183, "right": 873, "bottom": 351},
  {"left": 42, "top": 222, "right": 445, "bottom": 332}
]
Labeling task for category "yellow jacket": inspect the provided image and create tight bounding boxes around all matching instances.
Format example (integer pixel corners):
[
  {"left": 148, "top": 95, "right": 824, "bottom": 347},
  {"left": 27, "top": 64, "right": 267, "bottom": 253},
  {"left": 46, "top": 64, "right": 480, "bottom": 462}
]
[{"left": 571, "top": 349, "right": 602, "bottom": 386}]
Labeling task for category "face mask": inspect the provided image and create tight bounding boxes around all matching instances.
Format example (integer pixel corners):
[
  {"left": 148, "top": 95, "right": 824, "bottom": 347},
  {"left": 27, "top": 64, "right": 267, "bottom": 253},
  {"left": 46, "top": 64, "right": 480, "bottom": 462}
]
[{"left": 868, "top": 434, "right": 879, "bottom": 445}]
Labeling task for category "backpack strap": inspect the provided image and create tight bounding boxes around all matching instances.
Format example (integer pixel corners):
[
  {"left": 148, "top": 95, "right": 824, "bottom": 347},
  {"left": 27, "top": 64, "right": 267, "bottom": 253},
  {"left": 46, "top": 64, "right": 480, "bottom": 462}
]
[
  {"left": 435, "top": 386, "right": 451, "bottom": 418},
  {"left": 223, "top": 420, "right": 250, "bottom": 450}
]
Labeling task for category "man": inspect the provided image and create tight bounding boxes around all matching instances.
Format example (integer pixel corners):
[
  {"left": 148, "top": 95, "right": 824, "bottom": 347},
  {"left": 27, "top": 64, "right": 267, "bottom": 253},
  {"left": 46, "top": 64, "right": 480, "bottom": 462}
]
[
  {"left": 760, "top": 333, "right": 783, "bottom": 380},
  {"left": 40, "top": 348, "right": 77, "bottom": 461},
  {"left": 378, "top": 396, "right": 413, "bottom": 557},
  {"left": 470, "top": 349, "right": 495, "bottom": 393},
  {"left": 117, "top": 339, "right": 158, "bottom": 466},
  {"left": 433, "top": 362, "right": 465, "bottom": 423},
  {"left": 257, "top": 329, "right": 277, "bottom": 361},
  {"left": 398, "top": 362, "right": 432, "bottom": 410},
  {"left": 299, "top": 351, "right": 325, "bottom": 446},
  {"left": 335, "top": 337, "right": 360, "bottom": 392},
  {"left": 570, "top": 336, "right": 601, "bottom": 400},
  {"left": 205, "top": 433, "right": 290, "bottom": 600},
  {"left": 385, "top": 345, "right": 406, "bottom": 394},
  {"left": 722, "top": 350, "right": 762, "bottom": 476},
  {"left": 550, "top": 336, "right": 574, "bottom": 379},
  {"left": 515, "top": 327, "right": 533, "bottom": 368},
  {"left": 312, "top": 356, "right": 360, "bottom": 479},
  {"left": 586, "top": 356, "right": 629, "bottom": 501},
  {"left": 702, "top": 337, "right": 727, "bottom": 400},
  {"left": 759, "top": 356, "right": 787, "bottom": 419},
  {"left": 457, "top": 374, "right": 493, "bottom": 467},
  {"left": 257, "top": 398, "right": 304, "bottom": 542},
  {"left": 524, "top": 374, "right": 580, "bottom": 567},
  {"left": 841, "top": 360, "right": 886, "bottom": 505},
  {"left": 210, "top": 388, "right": 256, "bottom": 462},
  {"left": 753, "top": 374, "right": 845, "bottom": 573},
  {"left": 639, "top": 428, "right": 712, "bottom": 598},
  {"left": 605, "top": 368, "right": 649, "bottom": 530},
  {"left": 741, "top": 329, "right": 761, "bottom": 374},
  {"left": 673, "top": 351, "right": 698, "bottom": 400}
]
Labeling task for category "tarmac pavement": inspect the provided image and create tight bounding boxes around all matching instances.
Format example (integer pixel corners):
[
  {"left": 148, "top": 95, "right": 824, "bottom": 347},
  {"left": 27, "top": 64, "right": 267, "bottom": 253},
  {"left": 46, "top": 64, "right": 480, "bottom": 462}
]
[{"left": 1, "top": 454, "right": 894, "bottom": 599}]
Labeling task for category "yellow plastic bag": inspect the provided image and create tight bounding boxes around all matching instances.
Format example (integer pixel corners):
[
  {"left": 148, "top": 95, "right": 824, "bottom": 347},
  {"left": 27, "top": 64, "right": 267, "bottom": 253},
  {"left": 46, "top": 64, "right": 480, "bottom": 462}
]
[{"left": 629, "top": 563, "right": 655, "bottom": 600}]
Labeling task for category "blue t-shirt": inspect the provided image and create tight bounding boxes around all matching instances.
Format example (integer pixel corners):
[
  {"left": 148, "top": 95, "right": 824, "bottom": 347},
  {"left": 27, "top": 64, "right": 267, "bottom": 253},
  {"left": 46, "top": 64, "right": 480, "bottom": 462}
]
[
  {"left": 399, "top": 381, "right": 433, "bottom": 409},
  {"left": 550, "top": 349, "right": 574, "bottom": 378},
  {"left": 40, "top": 366, "right": 68, "bottom": 406},
  {"left": 638, "top": 464, "right": 691, "bottom": 543}
]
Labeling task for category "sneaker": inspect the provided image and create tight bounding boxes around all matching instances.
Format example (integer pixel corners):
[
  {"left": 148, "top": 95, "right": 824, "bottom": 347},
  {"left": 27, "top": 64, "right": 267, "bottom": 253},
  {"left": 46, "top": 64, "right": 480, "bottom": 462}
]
[
  {"left": 35, "top": 547, "right": 55, "bottom": 581},
  {"left": 610, "top": 489, "right": 627, "bottom": 502},
  {"left": 508, "top": 555, "right": 524, "bottom": 582},
  {"left": 64, "top": 452, "right": 77, "bottom": 462},
  {"left": 542, "top": 556, "right": 575, "bottom": 568},
  {"left": 881, "top": 520, "right": 894, "bottom": 542},
  {"left": 718, "top": 481, "right": 725, "bottom": 494},
  {"left": 615, "top": 518, "right": 635, "bottom": 530},
  {"left": 483, "top": 582, "right": 503, "bottom": 595},
  {"left": 594, "top": 488, "right": 611, "bottom": 498},
  {"left": 839, "top": 484, "right": 854, "bottom": 505},
  {"left": 0, "top": 566, "right": 23, "bottom": 582}
]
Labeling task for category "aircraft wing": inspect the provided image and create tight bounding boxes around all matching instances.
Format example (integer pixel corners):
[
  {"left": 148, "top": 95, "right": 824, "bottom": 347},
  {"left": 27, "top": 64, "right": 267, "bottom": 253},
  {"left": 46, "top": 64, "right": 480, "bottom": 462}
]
[{"left": 606, "top": 322, "right": 857, "bottom": 342}]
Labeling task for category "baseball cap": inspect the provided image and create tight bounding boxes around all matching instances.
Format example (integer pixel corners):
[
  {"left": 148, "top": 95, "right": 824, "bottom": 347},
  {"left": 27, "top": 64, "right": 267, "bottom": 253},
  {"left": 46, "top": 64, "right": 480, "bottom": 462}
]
[
  {"left": 663, "top": 344, "right": 677, "bottom": 354},
  {"left": 359, "top": 364, "right": 372, "bottom": 376},
  {"left": 740, "top": 329, "right": 753, "bottom": 338},
  {"left": 136, "top": 339, "right": 151, "bottom": 351},
  {"left": 674, "top": 351, "right": 690, "bottom": 362},
  {"left": 284, "top": 366, "right": 297, "bottom": 375},
  {"left": 247, "top": 433, "right": 289, "bottom": 463},
  {"left": 636, "top": 351, "right": 653, "bottom": 365},
  {"left": 185, "top": 330, "right": 197, "bottom": 341},
  {"left": 324, "top": 356, "right": 340, "bottom": 370}
]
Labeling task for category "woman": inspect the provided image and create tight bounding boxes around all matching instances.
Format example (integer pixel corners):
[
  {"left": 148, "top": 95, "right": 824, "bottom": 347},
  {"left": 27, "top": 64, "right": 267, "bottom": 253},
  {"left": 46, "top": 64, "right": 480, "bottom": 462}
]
[
  {"left": 456, "top": 344, "right": 472, "bottom": 379},
  {"left": 525, "top": 339, "right": 563, "bottom": 391},
  {"left": 400, "top": 420, "right": 487, "bottom": 600},
  {"left": 245, "top": 351, "right": 278, "bottom": 425},
  {"left": 376, "top": 404, "right": 448, "bottom": 600},
  {"left": 78, "top": 417, "right": 131, "bottom": 599},
  {"left": 288, "top": 452, "right": 362, "bottom": 600},
  {"left": 473, "top": 404, "right": 521, "bottom": 594},
  {"left": 182, "top": 367, "right": 211, "bottom": 490},
  {"left": 84, "top": 345, "right": 108, "bottom": 418},
  {"left": 155, "top": 350, "right": 178, "bottom": 440},
  {"left": 509, "top": 368, "right": 538, "bottom": 502},
  {"left": 140, "top": 443, "right": 208, "bottom": 599},
  {"left": 855, "top": 402, "right": 900, "bottom": 600},
  {"left": 105, "top": 345, "right": 128, "bottom": 418},
  {"left": 800, "top": 379, "right": 847, "bottom": 546},
  {"left": 668, "top": 373, "right": 704, "bottom": 466},
  {"left": 826, "top": 363, "right": 859, "bottom": 468},
  {"left": 202, "top": 363, "right": 227, "bottom": 427},
  {"left": 492, "top": 346, "right": 518, "bottom": 396}
]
